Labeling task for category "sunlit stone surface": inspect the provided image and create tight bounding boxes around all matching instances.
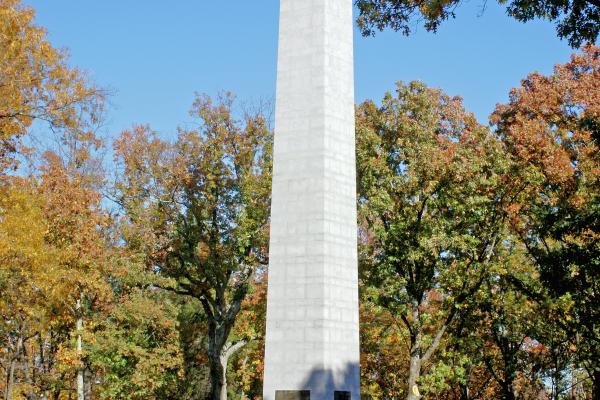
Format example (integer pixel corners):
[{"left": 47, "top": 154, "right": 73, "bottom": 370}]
[{"left": 262, "top": 1, "right": 360, "bottom": 399}]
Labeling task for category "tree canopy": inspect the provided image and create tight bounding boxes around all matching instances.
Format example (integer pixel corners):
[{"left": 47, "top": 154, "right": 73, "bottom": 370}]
[
  {"left": 1, "top": 0, "right": 599, "bottom": 398},
  {"left": 355, "top": 0, "right": 600, "bottom": 47},
  {"left": 113, "top": 93, "right": 272, "bottom": 400},
  {"left": 0, "top": 0, "right": 103, "bottom": 175}
]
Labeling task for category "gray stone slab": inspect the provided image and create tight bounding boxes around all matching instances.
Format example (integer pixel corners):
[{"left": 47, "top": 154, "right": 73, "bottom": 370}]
[{"left": 275, "top": 391, "right": 311, "bottom": 400}]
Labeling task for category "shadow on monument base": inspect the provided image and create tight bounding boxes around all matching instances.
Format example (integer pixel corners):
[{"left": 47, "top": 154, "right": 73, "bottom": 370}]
[{"left": 272, "top": 362, "right": 360, "bottom": 400}]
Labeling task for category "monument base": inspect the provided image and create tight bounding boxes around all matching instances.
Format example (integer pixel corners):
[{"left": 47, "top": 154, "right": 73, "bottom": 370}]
[{"left": 274, "top": 391, "right": 352, "bottom": 400}]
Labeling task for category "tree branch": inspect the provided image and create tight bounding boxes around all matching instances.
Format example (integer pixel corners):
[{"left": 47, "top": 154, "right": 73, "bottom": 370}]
[
  {"left": 421, "top": 306, "right": 456, "bottom": 363},
  {"left": 222, "top": 337, "right": 252, "bottom": 361},
  {"left": 584, "top": 0, "right": 600, "bottom": 9}
]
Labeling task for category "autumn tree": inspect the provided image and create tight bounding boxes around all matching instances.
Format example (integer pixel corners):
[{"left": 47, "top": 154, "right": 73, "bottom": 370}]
[
  {"left": 0, "top": 1, "right": 110, "bottom": 394},
  {"left": 114, "top": 93, "right": 272, "bottom": 400},
  {"left": 0, "top": 0, "right": 104, "bottom": 175},
  {"left": 227, "top": 274, "right": 267, "bottom": 400},
  {"left": 0, "top": 152, "right": 113, "bottom": 399},
  {"left": 0, "top": 182, "right": 67, "bottom": 399},
  {"left": 359, "top": 296, "right": 411, "bottom": 398},
  {"left": 0, "top": 126, "right": 180, "bottom": 400},
  {"left": 355, "top": 0, "right": 600, "bottom": 47},
  {"left": 87, "top": 281, "right": 184, "bottom": 400},
  {"left": 492, "top": 44, "right": 600, "bottom": 397},
  {"left": 176, "top": 298, "right": 212, "bottom": 400},
  {"left": 452, "top": 243, "right": 555, "bottom": 399},
  {"left": 356, "top": 81, "right": 513, "bottom": 399}
]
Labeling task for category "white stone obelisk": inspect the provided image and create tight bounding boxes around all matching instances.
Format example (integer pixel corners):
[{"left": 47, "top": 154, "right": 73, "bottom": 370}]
[{"left": 263, "top": 1, "right": 360, "bottom": 400}]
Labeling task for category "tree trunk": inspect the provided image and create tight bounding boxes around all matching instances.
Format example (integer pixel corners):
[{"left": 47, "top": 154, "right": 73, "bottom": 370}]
[
  {"left": 207, "top": 321, "right": 227, "bottom": 400},
  {"left": 404, "top": 303, "right": 451, "bottom": 400},
  {"left": 592, "top": 368, "right": 600, "bottom": 400},
  {"left": 84, "top": 370, "right": 93, "bottom": 400},
  {"left": 501, "top": 384, "right": 516, "bottom": 400},
  {"left": 500, "top": 369, "right": 517, "bottom": 400},
  {"left": 5, "top": 359, "right": 14, "bottom": 400},
  {"left": 504, "top": 355, "right": 518, "bottom": 400},
  {"left": 76, "top": 298, "right": 84, "bottom": 400},
  {"left": 406, "top": 340, "right": 422, "bottom": 400},
  {"left": 5, "top": 335, "right": 23, "bottom": 400},
  {"left": 218, "top": 355, "right": 228, "bottom": 400},
  {"left": 239, "top": 356, "right": 248, "bottom": 400},
  {"left": 208, "top": 356, "right": 226, "bottom": 400},
  {"left": 208, "top": 335, "right": 249, "bottom": 400},
  {"left": 550, "top": 349, "right": 561, "bottom": 399},
  {"left": 459, "top": 382, "right": 470, "bottom": 400}
]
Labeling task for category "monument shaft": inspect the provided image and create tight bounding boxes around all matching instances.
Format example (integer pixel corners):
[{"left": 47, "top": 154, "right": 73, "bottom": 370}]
[{"left": 263, "top": 1, "right": 360, "bottom": 400}]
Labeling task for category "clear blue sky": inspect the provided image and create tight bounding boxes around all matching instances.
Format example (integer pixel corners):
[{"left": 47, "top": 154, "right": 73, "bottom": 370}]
[{"left": 28, "top": 0, "right": 575, "bottom": 139}]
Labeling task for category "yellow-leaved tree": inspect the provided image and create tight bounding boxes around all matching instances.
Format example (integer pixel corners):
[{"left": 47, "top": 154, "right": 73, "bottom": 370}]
[
  {"left": 1, "top": 0, "right": 111, "bottom": 398},
  {"left": 0, "top": 0, "right": 103, "bottom": 175},
  {"left": 0, "top": 155, "right": 114, "bottom": 399}
]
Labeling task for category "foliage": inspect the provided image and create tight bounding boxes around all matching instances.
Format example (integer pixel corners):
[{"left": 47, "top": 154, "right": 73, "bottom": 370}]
[
  {"left": 355, "top": 0, "right": 600, "bottom": 47},
  {"left": 228, "top": 275, "right": 267, "bottom": 400},
  {"left": 356, "top": 80, "right": 512, "bottom": 398},
  {"left": 0, "top": 0, "right": 104, "bottom": 174},
  {"left": 458, "top": 246, "right": 551, "bottom": 399},
  {"left": 492, "top": 43, "right": 600, "bottom": 395},
  {"left": 113, "top": 93, "right": 272, "bottom": 400},
  {"left": 0, "top": 160, "right": 112, "bottom": 398},
  {"left": 2, "top": 1, "right": 599, "bottom": 399},
  {"left": 88, "top": 288, "right": 183, "bottom": 400},
  {"left": 359, "top": 295, "right": 410, "bottom": 399},
  {"left": 0, "top": 183, "right": 68, "bottom": 397}
]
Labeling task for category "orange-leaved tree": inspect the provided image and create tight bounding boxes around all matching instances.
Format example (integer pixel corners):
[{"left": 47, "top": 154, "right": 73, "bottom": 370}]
[
  {"left": 0, "top": 0, "right": 104, "bottom": 175},
  {"left": 0, "top": 153, "right": 112, "bottom": 399},
  {"left": 114, "top": 93, "right": 272, "bottom": 400},
  {"left": 492, "top": 44, "right": 600, "bottom": 397}
]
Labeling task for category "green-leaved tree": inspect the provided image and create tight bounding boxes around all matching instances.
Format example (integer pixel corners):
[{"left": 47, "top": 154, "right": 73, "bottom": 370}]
[{"left": 113, "top": 93, "right": 272, "bottom": 400}]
